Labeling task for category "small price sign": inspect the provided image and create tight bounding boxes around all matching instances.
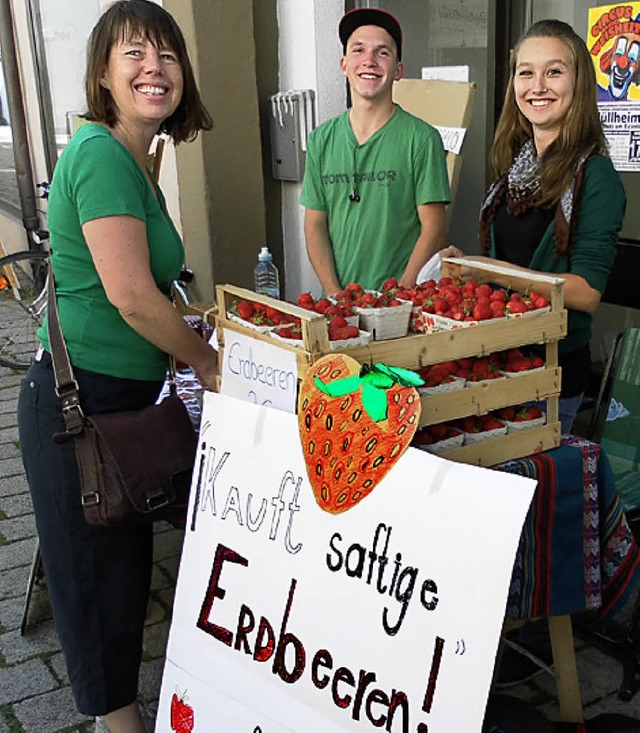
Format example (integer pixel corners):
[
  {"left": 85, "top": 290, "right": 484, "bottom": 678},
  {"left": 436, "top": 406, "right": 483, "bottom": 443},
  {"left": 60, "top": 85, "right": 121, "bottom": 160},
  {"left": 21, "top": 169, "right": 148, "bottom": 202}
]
[{"left": 221, "top": 328, "right": 298, "bottom": 413}]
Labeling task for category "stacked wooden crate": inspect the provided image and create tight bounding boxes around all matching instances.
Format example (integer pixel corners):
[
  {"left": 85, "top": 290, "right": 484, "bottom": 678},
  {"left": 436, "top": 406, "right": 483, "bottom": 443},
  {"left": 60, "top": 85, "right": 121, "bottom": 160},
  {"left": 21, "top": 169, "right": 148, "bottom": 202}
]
[{"left": 208, "top": 258, "right": 567, "bottom": 467}]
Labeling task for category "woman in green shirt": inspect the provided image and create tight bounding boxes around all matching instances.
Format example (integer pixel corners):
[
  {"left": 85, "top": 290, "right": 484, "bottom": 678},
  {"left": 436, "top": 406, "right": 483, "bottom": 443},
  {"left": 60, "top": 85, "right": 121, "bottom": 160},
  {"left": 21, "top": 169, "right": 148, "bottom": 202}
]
[{"left": 18, "top": 2, "right": 215, "bottom": 730}]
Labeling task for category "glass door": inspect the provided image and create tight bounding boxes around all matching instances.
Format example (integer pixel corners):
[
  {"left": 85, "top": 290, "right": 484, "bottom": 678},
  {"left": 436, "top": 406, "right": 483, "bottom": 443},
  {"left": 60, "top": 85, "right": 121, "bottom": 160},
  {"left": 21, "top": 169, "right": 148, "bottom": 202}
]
[
  {"left": 30, "top": 0, "right": 101, "bottom": 168},
  {"left": 354, "top": 0, "right": 497, "bottom": 252}
]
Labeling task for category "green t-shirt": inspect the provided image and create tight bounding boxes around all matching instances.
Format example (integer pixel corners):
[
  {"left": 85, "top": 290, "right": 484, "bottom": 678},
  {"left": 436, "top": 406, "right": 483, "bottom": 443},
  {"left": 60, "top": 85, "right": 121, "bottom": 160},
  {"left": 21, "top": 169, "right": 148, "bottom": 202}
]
[
  {"left": 300, "top": 105, "right": 450, "bottom": 290},
  {"left": 39, "top": 124, "right": 183, "bottom": 380}
]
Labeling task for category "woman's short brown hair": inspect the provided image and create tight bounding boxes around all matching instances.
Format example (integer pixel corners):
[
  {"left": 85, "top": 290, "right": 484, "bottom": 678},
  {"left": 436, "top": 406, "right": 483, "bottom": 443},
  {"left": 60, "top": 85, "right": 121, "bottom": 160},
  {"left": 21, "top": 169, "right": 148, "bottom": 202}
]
[{"left": 85, "top": 0, "right": 212, "bottom": 143}]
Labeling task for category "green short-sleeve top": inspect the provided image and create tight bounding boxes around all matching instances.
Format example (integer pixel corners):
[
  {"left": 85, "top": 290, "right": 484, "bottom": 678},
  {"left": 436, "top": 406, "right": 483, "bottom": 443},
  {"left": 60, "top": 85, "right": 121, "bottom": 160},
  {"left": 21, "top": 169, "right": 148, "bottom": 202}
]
[{"left": 39, "top": 124, "right": 184, "bottom": 381}]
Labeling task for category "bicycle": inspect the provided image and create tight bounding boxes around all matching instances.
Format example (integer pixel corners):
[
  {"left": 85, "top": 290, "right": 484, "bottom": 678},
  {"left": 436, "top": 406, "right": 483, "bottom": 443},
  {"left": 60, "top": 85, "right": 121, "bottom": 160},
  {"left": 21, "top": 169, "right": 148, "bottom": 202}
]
[
  {"left": 0, "top": 181, "right": 50, "bottom": 370},
  {"left": 0, "top": 242, "right": 196, "bottom": 371}
]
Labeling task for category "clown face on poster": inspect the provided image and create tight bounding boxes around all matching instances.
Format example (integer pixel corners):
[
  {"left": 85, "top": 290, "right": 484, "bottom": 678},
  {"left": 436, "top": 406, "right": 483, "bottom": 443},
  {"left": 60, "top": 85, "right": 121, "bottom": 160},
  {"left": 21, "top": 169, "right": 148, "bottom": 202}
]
[
  {"left": 590, "top": 3, "right": 640, "bottom": 170},
  {"left": 157, "top": 356, "right": 535, "bottom": 733}
]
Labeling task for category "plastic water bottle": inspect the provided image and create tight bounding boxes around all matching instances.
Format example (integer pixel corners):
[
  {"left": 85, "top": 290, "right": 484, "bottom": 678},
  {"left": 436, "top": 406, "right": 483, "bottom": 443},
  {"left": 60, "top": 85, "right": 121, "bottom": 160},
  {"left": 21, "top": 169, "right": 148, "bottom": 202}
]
[{"left": 254, "top": 246, "right": 280, "bottom": 298}]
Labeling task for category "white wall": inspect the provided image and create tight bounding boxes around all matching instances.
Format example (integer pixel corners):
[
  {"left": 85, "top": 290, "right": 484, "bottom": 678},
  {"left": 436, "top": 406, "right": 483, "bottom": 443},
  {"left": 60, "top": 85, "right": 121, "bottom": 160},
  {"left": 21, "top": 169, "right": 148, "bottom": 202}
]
[{"left": 277, "top": 0, "right": 344, "bottom": 300}]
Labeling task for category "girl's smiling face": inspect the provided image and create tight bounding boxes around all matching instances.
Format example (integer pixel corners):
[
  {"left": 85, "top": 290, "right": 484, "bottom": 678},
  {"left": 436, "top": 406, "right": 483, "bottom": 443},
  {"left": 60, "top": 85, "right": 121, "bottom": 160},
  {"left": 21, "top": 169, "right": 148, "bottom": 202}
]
[{"left": 514, "top": 36, "right": 576, "bottom": 150}]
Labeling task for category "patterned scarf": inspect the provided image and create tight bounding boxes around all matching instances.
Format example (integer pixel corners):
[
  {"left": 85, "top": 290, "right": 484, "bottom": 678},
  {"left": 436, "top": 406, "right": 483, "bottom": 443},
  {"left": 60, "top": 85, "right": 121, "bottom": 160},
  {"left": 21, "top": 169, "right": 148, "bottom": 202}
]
[{"left": 479, "top": 141, "right": 592, "bottom": 258}]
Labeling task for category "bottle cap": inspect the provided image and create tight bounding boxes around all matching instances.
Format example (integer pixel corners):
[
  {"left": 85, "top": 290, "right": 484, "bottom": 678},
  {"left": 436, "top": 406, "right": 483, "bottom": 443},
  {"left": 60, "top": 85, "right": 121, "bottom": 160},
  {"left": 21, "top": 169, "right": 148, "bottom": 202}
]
[{"left": 258, "top": 246, "right": 271, "bottom": 261}]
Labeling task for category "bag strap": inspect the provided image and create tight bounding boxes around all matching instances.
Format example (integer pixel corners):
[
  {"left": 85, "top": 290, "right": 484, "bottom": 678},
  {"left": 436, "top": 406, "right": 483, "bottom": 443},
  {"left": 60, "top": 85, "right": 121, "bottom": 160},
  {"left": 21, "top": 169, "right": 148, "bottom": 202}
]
[
  {"left": 46, "top": 272, "right": 179, "bottom": 439},
  {"left": 46, "top": 273, "right": 85, "bottom": 438}
]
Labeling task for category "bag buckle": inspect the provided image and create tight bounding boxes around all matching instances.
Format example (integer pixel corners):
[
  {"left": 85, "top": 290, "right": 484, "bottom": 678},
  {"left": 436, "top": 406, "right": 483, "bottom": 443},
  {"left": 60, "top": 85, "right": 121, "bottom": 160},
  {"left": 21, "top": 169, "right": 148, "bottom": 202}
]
[
  {"left": 146, "top": 490, "right": 170, "bottom": 511},
  {"left": 81, "top": 492, "right": 100, "bottom": 507},
  {"left": 57, "top": 384, "right": 85, "bottom": 418}
]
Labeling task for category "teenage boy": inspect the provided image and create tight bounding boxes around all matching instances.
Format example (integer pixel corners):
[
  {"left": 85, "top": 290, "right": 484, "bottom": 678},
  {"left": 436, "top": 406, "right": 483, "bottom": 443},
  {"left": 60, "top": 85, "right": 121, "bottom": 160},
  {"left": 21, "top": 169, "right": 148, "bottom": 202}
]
[{"left": 300, "top": 8, "right": 450, "bottom": 293}]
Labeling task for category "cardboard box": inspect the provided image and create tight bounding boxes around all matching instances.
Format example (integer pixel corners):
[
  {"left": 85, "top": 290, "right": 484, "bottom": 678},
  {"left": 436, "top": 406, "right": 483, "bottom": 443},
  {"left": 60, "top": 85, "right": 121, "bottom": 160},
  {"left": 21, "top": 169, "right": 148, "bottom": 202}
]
[{"left": 392, "top": 78, "right": 476, "bottom": 202}]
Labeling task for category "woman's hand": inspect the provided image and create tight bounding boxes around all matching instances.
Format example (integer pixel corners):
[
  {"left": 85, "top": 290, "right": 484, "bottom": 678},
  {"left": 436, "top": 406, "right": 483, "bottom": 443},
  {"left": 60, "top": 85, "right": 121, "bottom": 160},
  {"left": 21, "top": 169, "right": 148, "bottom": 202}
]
[
  {"left": 192, "top": 346, "right": 219, "bottom": 391},
  {"left": 440, "top": 245, "right": 465, "bottom": 259}
]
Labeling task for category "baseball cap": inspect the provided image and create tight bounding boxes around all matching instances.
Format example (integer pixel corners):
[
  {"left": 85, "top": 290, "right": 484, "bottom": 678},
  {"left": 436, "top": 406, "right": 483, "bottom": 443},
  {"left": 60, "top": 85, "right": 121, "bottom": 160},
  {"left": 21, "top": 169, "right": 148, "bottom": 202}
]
[{"left": 339, "top": 8, "right": 403, "bottom": 60}]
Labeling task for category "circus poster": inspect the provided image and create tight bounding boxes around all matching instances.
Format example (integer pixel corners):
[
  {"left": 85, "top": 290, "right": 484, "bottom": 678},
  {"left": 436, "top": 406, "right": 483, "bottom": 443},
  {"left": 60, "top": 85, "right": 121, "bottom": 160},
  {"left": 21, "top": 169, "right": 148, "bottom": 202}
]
[{"left": 589, "top": 3, "right": 640, "bottom": 170}]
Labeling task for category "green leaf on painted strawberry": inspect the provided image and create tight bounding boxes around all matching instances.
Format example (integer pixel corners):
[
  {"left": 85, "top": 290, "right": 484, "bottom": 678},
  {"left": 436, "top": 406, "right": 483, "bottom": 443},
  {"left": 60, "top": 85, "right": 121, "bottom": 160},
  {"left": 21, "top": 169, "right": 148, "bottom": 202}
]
[{"left": 314, "top": 363, "right": 424, "bottom": 423}]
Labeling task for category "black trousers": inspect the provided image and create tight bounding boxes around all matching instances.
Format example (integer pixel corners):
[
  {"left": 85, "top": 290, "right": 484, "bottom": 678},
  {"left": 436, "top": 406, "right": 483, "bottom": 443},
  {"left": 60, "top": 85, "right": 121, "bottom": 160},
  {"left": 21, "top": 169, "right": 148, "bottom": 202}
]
[{"left": 18, "top": 351, "right": 163, "bottom": 716}]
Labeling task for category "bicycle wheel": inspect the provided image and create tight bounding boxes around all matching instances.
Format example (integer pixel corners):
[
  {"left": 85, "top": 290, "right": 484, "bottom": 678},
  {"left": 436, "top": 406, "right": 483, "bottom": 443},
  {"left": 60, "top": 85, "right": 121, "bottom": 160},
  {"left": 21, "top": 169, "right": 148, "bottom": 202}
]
[{"left": 0, "top": 250, "right": 49, "bottom": 370}]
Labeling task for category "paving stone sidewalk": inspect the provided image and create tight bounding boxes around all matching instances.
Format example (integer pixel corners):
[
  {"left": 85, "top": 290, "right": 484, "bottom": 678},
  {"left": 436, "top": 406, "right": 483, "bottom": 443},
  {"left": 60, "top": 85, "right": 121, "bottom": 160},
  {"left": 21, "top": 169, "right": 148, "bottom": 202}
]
[
  {"left": 0, "top": 367, "right": 182, "bottom": 732},
  {"left": 2, "top": 365, "right": 640, "bottom": 731}
]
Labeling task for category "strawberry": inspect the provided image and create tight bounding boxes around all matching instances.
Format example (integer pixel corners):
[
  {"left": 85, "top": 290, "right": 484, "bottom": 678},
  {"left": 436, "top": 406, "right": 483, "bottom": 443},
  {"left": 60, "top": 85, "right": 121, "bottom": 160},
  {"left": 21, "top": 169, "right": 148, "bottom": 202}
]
[
  {"left": 460, "top": 416, "right": 480, "bottom": 433},
  {"left": 472, "top": 358, "right": 491, "bottom": 378},
  {"left": 490, "top": 300, "right": 506, "bottom": 317},
  {"left": 475, "top": 283, "right": 493, "bottom": 299},
  {"left": 328, "top": 315, "right": 348, "bottom": 330},
  {"left": 335, "top": 288, "right": 354, "bottom": 302},
  {"left": 413, "top": 428, "right": 435, "bottom": 445},
  {"left": 323, "top": 304, "right": 342, "bottom": 318},
  {"left": 514, "top": 405, "right": 543, "bottom": 421},
  {"left": 507, "top": 358, "right": 533, "bottom": 373},
  {"left": 430, "top": 423, "right": 449, "bottom": 441},
  {"left": 490, "top": 288, "right": 508, "bottom": 302},
  {"left": 171, "top": 691, "right": 194, "bottom": 733},
  {"left": 472, "top": 302, "right": 492, "bottom": 321},
  {"left": 298, "top": 354, "right": 421, "bottom": 514},
  {"left": 530, "top": 291, "right": 549, "bottom": 309},
  {"left": 236, "top": 300, "right": 254, "bottom": 321},
  {"left": 315, "top": 298, "right": 331, "bottom": 314},
  {"left": 478, "top": 415, "right": 503, "bottom": 431},
  {"left": 329, "top": 326, "right": 350, "bottom": 341},
  {"left": 345, "top": 282, "right": 364, "bottom": 297},
  {"left": 278, "top": 323, "right": 303, "bottom": 340},
  {"left": 505, "top": 348, "right": 524, "bottom": 363},
  {"left": 382, "top": 277, "right": 399, "bottom": 292},
  {"left": 297, "top": 292, "right": 315, "bottom": 308},
  {"left": 496, "top": 406, "right": 516, "bottom": 421},
  {"left": 507, "top": 300, "right": 528, "bottom": 315}
]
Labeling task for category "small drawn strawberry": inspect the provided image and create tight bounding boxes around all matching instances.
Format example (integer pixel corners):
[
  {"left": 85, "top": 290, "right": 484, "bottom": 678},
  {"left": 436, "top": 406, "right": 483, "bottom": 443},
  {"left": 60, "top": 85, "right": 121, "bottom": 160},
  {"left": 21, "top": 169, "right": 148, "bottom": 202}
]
[
  {"left": 298, "top": 354, "right": 422, "bottom": 514},
  {"left": 171, "top": 690, "right": 194, "bottom": 733}
]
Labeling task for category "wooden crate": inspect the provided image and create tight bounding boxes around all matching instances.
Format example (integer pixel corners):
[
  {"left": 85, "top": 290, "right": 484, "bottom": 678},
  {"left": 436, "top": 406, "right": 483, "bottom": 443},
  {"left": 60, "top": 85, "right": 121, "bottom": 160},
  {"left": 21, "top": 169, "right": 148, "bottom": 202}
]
[{"left": 213, "top": 261, "right": 567, "bottom": 467}]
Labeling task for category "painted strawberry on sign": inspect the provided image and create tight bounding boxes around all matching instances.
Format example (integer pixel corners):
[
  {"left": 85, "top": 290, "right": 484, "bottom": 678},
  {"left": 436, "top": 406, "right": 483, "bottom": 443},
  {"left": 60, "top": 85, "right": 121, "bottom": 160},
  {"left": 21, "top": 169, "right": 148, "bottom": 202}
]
[
  {"left": 170, "top": 690, "right": 194, "bottom": 733},
  {"left": 298, "top": 354, "right": 423, "bottom": 514}
]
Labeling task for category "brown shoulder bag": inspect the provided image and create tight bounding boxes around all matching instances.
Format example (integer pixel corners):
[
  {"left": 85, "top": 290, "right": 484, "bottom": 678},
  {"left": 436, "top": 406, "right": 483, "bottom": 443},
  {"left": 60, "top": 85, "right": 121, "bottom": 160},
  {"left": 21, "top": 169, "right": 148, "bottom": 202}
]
[{"left": 47, "top": 274, "right": 197, "bottom": 527}]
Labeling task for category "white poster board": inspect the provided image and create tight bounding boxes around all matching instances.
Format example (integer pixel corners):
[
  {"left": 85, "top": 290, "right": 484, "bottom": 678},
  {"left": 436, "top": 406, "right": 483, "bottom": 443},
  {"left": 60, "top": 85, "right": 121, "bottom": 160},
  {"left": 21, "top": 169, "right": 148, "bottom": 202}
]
[{"left": 158, "top": 392, "right": 535, "bottom": 732}]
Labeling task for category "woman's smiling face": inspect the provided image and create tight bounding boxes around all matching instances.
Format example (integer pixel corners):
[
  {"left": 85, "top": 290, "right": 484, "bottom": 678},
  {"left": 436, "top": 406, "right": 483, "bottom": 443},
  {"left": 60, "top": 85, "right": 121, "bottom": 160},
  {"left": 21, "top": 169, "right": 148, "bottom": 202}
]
[
  {"left": 101, "top": 33, "right": 183, "bottom": 131},
  {"left": 513, "top": 36, "right": 576, "bottom": 148}
]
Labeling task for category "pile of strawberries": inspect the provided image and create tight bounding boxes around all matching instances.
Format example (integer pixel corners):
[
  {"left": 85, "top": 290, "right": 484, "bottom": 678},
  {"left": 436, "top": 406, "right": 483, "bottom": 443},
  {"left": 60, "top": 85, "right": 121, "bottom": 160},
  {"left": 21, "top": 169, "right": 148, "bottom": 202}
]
[
  {"left": 233, "top": 300, "right": 292, "bottom": 327},
  {"left": 495, "top": 404, "right": 544, "bottom": 422},
  {"left": 331, "top": 280, "right": 407, "bottom": 309},
  {"left": 277, "top": 316, "right": 360, "bottom": 342},
  {"left": 414, "top": 349, "right": 545, "bottom": 386},
  {"left": 453, "top": 414, "right": 505, "bottom": 434},
  {"left": 413, "top": 422, "right": 462, "bottom": 447},
  {"left": 501, "top": 348, "right": 545, "bottom": 374},
  {"left": 412, "top": 402, "right": 544, "bottom": 450},
  {"left": 295, "top": 292, "right": 360, "bottom": 341},
  {"left": 296, "top": 292, "right": 356, "bottom": 319},
  {"left": 380, "top": 276, "right": 550, "bottom": 325}
]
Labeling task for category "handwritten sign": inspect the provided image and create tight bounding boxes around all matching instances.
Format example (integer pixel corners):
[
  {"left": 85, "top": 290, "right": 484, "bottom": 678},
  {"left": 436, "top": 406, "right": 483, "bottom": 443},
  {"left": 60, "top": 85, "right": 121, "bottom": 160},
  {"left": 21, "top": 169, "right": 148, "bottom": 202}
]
[
  {"left": 434, "top": 125, "right": 467, "bottom": 155},
  {"left": 221, "top": 328, "right": 298, "bottom": 412},
  {"left": 157, "top": 392, "right": 535, "bottom": 732}
]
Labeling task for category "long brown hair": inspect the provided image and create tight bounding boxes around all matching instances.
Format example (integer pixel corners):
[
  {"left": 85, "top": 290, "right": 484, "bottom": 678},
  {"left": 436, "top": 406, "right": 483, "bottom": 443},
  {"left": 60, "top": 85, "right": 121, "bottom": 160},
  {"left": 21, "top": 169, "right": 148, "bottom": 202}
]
[
  {"left": 85, "top": 0, "right": 212, "bottom": 143},
  {"left": 492, "top": 19, "right": 606, "bottom": 207}
]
